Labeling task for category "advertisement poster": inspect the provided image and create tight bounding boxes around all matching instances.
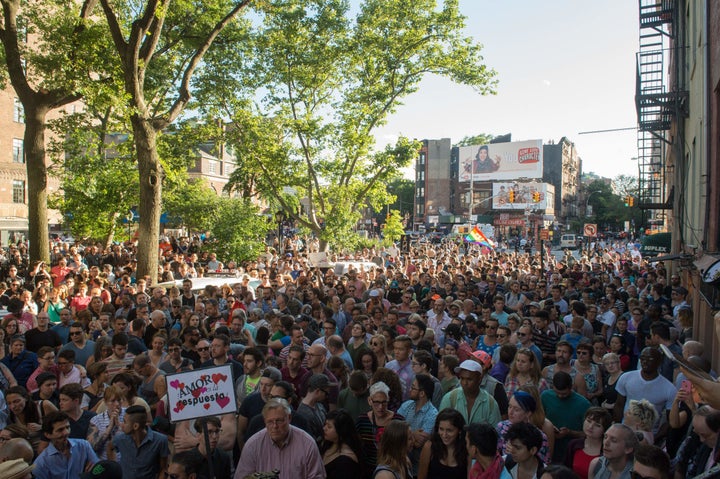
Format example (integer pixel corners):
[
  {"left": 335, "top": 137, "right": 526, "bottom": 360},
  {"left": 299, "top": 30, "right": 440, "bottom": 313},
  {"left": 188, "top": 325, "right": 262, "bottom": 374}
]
[
  {"left": 492, "top": 182, "right": 549, "bottom": 210},
  {"left": 166, "top": 364, "right": 237, "bottom": 422},
  {"left": 458, "top": 139, "right": 543, "bottom": 182}
]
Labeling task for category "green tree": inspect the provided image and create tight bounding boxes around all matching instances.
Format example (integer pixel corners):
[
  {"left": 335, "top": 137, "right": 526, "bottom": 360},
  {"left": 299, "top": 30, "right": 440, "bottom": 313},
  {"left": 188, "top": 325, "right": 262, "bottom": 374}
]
[
  {"left": 47, "top": 111, "right": 138, "bottom": 246},
  {"left": 455, "top": 133, "right": 495, "bottom": 147},
  {"left": 163, "top": 178, "right": 221, "bottom": 234},
  {"left": 218, "top": 0, "right": 497, "bottom": 250},
  {"left": 382, "top": 210, "right": 404, "bottom": 246},
  {"left": 387, "top": 178, "right": 414, "bottom": 220},
  {"left": 96, "top": 0, "right": 251, "bottom": 282},
  {"left": 0, "top": 0, "right": 108, "bottom": 262},
  {"left": 206, "top": 199, "right": 271, "bottom": 263}
]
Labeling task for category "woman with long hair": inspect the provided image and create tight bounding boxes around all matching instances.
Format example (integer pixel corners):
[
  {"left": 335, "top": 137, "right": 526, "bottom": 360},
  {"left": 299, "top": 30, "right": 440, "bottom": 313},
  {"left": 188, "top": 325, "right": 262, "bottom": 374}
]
[
  {"left": 370, "top": 334, "right": 392, "bottom": 369},
  {"left": 328, "top": 356, "right": 350, "bottom": 391},
  {"left": 86, "top": 385, "right": 125, "bottom": 459},
  {"left": 321, "top": 409, "right": 366, "bottom": 479},
  {"left": 374, "top": 420, "right": 412, "bottom": 479},
  {"left": 83, "top": 361, "right": 110, "bottom": 411},
  {"left": 46, "top": 286, "right": 67, "bottom": 324},
  {"left": 147, "top": 332, "right": 168, "bottom": 367},
  {"left": 607, "top": 335, "right": 630, "bottom": 371},
  {"left": 504, "top": 348, "right": 548, "bottom": 398},
  {"left": 1, "top": 317, "right": 20, "bottom": 345},
  {"left": 417, "top": 408, "right": 468, "bottom": 479},
  {"left": 95, "top": 372, "right": 152, "bottom": 422},
  {"left": 5, "top": 385, "right": 57, "bottom": 453},
  {"left": 69, "top": 281, "right": 91, "bottom": 316},
  {"left": 359, "top": 350, "right": 379, "bottom": 381}
]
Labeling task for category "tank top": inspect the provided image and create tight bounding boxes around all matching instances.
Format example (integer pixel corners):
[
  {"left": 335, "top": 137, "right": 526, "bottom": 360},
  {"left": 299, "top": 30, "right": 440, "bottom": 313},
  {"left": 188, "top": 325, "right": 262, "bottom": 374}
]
[
  {"left": 140, "top": 370, "right": 165, "bottom": 407},
  {"left": 427, "top": 456, "right": 465, "bottom": 479}
]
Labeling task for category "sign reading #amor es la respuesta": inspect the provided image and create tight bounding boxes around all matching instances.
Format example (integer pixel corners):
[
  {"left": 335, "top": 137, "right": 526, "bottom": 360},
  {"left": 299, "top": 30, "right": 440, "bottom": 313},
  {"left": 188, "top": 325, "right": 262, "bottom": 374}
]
[{"left": 166, "top": 364, "right": 237, "bottom": 423}]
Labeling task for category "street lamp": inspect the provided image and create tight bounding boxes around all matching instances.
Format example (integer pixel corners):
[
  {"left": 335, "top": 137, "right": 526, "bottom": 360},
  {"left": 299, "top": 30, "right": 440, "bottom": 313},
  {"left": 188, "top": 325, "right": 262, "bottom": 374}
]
[{"left": 585, "top": 190, "right": 601, "bottom": 217}]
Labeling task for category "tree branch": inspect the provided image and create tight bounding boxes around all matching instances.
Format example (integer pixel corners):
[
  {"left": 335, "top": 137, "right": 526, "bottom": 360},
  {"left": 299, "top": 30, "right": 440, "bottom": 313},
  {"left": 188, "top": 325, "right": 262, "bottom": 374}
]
[{"left": 156, "top": 0, "right": 251, "bottom": 131}]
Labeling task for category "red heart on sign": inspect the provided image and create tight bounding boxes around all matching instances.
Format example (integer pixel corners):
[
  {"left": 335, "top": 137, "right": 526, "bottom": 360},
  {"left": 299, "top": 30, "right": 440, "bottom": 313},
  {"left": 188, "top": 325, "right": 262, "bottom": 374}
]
[
  {"left": 203, "top": 403, "right": 211, "bottom": 410},
  {"left": 211, "top": 373, "right": 227, "bottom": 385},
  {"left": 217, "top": 396, "right": 230, "bottom": 409},
  {"left": 191, "top": 387, "right": 206, "bottom": 398},
  {"left": 173, "top": 401, "right": 185, "bottom": 414}
]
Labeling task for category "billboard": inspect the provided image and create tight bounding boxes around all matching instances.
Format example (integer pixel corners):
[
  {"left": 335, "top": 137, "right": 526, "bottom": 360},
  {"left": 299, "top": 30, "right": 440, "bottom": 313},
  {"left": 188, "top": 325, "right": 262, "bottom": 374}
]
[
  {"left": 458, "top": 140, "right": 543, "bottom": 182},
  {"left": 492, "top": 182, "right": 549, "bottom": 210}
]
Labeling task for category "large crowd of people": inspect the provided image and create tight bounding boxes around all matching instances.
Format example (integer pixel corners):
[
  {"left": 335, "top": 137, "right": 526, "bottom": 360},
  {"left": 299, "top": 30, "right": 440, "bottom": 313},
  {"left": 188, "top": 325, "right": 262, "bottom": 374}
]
[{"left": 0, "top": 235, "right": 713, "bottom": 479}]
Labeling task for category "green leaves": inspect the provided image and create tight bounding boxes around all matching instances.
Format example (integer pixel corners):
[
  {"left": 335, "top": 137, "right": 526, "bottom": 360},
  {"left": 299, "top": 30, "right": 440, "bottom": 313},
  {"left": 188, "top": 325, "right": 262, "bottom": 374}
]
[{"left": 202, "top": 0, "right": 495, "bottom": 251}]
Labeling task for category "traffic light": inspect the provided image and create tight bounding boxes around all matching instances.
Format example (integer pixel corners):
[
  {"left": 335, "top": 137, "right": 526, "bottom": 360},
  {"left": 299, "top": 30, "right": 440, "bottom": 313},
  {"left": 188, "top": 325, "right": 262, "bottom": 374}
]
[
  {"left": 624, "top": 195, "right": 630, "bottom": 207},
  {"left": 628, "top": 196, "right": 634, "bottom": 207},
  {"left": 532, "top": 191, "right": 540, "bottom": 202},
  {"left": 508, "top": 190, "right": 515, "bottom": 203}
]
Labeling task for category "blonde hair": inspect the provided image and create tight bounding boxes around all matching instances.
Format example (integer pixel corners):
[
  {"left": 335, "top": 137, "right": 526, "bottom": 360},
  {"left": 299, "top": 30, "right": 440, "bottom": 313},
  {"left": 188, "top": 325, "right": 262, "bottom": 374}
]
[{"left": 627, "top": 399, "right": 658, "bottom": 431}]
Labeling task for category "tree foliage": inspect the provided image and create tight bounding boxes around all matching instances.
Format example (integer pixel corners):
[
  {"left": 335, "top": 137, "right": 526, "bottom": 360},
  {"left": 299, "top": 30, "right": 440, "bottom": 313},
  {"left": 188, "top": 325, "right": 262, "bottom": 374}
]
[
  {"left": 205, "top": 199, "right": 271, "bottom": 263},
  {"left": 383, "top": 210, "right": 404, "bottom": 246},
  {"left": 94, "top": 0, "right": 251, "bottom": 282},
  {"left": 0, "top": 0, "right": 112, "bottom": 262},
  {"left": 455, "top": 133, "right": 495, "bottom": 147},
  {"left": 214, "top": 0, "right": 497, "bottom": 250}
]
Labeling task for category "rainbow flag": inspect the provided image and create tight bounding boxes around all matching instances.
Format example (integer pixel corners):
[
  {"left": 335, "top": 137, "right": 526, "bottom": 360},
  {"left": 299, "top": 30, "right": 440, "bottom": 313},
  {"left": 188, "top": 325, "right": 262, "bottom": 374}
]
[{"left": 465, "top": 225, "right": 495, "bottom": 248}]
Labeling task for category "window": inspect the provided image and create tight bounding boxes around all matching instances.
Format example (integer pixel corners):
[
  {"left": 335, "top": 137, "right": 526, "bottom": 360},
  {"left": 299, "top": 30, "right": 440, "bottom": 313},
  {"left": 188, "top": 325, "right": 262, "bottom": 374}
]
[
  {"left": 13, "top": 98, "right": 24, "bottom": 123},
  {"left": 419, "top": 152, "right": 426, "bottom": 165},
  {"left": 224, "top": 163, "right": 234, "bottom": 176},
  {"left": 12, "top": 180, "right": 25, "bottom": 204},
  {"left": 208, "top": 160, "right": 217, "bottom": 174},
  {"left": 12, "top": 139, "right": 24, "bottom": 163}
]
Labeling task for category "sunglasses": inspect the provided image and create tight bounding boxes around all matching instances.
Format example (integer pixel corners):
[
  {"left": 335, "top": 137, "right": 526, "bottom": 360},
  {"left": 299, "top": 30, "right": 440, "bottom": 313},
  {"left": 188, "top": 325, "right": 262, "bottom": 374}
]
[
  {"left": 69, "top": 331, "right": 83, "bottom": 336},
  {"left": 197, "top": 347, "right": 210, "bottom": 352}
]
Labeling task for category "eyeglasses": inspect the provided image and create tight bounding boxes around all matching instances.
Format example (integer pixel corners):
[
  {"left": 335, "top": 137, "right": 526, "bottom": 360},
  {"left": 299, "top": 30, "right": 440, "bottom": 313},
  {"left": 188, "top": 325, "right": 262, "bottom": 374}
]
[
  {"left": 168, "top": 347, "right": 181, "bottom": 352},
  {"left": 69, "top": 331, "right": 83, "bottom": 336},
  {"left": 371, "top": 342, "right": 380, "bottom": 346},
  {"left": 577, "top": 351, "right": 589, "bottom": 356},
  {"left": 265, "top": 418, "right": 287, "bottom": 427},
  {"left": 197, "top": 347, "right": 210, "bottom": 352},
  {"left": 516, "top": 333, "right": 527, "bottom": 337}
]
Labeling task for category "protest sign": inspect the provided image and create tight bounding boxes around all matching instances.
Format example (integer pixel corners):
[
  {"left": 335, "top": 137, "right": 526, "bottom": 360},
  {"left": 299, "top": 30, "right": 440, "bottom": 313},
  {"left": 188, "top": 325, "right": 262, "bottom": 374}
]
[{"left": 166, "top": 364, "right": 237, "bottom": 423}]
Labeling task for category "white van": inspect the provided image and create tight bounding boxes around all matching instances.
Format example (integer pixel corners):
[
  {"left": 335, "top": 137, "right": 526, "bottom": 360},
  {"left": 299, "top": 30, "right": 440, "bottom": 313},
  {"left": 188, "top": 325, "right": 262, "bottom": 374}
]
[{"left": 560, "top": 234, "right": 578, "bottom": 250}]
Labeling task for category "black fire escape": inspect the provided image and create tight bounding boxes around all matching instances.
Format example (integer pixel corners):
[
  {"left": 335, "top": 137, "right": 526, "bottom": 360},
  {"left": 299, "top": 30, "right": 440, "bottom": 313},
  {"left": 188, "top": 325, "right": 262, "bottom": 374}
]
[{"left": 635, "top": 0, "right": 687, "bottom": 215}]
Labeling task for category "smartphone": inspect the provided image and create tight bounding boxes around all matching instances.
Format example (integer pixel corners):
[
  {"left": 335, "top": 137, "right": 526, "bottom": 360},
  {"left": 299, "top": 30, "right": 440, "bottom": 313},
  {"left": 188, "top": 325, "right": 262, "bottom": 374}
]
[
  {"left": 681, "top": 379, "right": 692, "bottom": 393},
  {"left": 659, "top": 344, "right": 716, "bottom": 382}
]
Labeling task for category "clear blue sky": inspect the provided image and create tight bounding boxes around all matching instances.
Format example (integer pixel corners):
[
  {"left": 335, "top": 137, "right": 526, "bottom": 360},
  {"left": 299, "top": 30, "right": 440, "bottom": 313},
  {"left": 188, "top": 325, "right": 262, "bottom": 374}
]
[{"left": 373, "top": 0, "right": 640, "bottom": 180}]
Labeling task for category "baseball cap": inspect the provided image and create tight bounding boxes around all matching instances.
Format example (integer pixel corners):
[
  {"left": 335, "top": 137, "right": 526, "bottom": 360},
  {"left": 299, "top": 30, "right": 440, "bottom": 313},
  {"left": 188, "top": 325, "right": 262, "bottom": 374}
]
[
  {"left": 431, "top": 294, "right": 442, "bottom": 301},
  {"left": 261, "top": 366, "right": 282, "bottom": 383},
  {"left": 390, "top": 281, "right": 400, "bottom": 289},
  {"left": 528, "top": 302, "right": 541, "bottom": 309},
  {"left": 80, "top": 461, "right": 123, "bottom": 479},
  {"left": 454, "top": 359, "right": 483, "bottom": 374},
  {"left": 471, "top": 350, "right": 492, "bottom": 368},
  {"left": 308, "top": 374, "right": 330, "bottom": 391},
  {"left": 369, "top": 290, "right": 380, "bottom": 297},
  {"left": 673, "top": 286, "right": 688, "bottom": 296}
]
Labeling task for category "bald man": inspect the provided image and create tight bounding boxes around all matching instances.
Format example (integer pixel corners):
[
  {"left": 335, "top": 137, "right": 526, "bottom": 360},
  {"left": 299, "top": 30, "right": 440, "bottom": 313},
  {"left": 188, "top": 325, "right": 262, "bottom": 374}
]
[{"left": 0, "top": 438, "right": 34, "bottom": 464}]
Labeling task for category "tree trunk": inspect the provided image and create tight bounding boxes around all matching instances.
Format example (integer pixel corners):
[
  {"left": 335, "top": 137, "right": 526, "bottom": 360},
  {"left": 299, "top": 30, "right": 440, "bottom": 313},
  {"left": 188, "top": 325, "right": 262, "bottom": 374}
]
[
  {"left": 132, "top": 115, "right": 162, "bottom": 284},
  {"left": 24, "top": 105, "right": 51, "bottom": 263},
  {"left": 104, "top": 211, "right": 119, "bottom": 250}
]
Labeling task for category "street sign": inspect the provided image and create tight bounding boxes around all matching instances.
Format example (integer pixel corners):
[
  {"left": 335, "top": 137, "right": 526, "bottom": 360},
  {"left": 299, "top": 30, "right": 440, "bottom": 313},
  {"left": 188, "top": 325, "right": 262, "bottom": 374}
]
[
  {"left": 539, "top": 229, "right": 549, "bottom": 240},
  {"left": 584, "top": 223, "right": 598, "bottom": 237}
]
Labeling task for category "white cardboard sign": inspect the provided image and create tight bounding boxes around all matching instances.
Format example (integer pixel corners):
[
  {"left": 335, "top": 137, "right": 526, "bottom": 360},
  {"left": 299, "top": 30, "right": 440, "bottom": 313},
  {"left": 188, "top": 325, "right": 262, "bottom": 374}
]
[{"left": 166, "top": 364, "right": 237, "bottom": 423}]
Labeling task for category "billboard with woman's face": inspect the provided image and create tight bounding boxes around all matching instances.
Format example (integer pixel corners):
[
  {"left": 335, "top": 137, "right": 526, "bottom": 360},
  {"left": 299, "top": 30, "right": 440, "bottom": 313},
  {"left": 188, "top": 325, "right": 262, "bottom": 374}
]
[{"left": 458, "top": 139, "right": 543, "bottom": 182}]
